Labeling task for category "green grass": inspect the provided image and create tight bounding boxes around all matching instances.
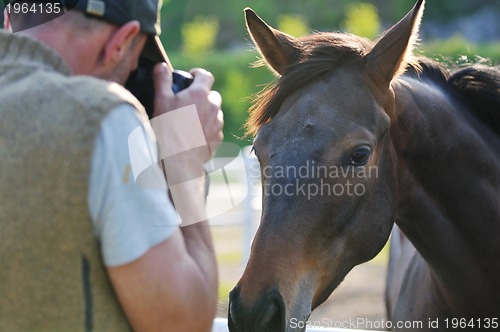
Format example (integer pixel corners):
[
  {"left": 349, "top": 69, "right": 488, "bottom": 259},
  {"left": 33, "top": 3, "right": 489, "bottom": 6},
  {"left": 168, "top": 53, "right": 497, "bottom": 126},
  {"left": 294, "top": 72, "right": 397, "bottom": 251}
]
[{"left": 419, "top": 37, "right": 500, "bottom": 65}]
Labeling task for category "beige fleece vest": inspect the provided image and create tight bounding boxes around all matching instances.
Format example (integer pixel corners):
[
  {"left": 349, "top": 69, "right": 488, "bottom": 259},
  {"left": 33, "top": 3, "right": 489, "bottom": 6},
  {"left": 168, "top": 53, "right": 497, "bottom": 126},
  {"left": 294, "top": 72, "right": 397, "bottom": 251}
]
[{"left": 0, "top": 32, "right": 148, "bottom": 331}]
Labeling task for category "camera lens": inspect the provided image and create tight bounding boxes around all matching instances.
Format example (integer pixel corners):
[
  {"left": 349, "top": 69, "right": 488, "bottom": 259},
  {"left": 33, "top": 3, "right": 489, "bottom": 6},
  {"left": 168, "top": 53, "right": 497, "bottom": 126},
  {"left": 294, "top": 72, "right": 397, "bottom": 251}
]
[{"left": 172, "top": 70, "right": 194, "bottom": 94}]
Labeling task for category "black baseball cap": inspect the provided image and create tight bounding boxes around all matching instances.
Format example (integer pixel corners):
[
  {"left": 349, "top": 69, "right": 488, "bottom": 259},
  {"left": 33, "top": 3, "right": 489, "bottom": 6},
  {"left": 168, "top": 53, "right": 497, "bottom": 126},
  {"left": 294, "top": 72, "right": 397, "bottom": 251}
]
[
  {"left": 4, "top": 0, "right": 172, "bottom": 69},
  {"left": 72, "top": 0, "right": 173, "bottom": 69}
]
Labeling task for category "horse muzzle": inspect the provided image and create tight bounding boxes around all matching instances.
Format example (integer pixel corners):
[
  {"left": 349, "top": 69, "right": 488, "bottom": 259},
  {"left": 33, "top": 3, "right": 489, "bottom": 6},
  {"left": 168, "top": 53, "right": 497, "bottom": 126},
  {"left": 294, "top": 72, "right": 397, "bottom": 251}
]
[{"left": 228, "top": 286, "right": 286, "bottom": 332}]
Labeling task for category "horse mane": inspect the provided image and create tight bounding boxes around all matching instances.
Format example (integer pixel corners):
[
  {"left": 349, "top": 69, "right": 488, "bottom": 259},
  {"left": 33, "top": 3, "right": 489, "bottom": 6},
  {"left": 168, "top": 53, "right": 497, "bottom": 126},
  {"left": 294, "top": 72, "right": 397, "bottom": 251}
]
[
  {"left": 407, "top": 58, "right": 500, "bottom": 134},
  {"left": 449, "top": 65, "right": 500, "bottom": 133},
  {"left": 246, "top": 32, "right": 373, "bottom": 135},
  {"left": 247, "top": 35, "right": 500, "bottom": 136}
]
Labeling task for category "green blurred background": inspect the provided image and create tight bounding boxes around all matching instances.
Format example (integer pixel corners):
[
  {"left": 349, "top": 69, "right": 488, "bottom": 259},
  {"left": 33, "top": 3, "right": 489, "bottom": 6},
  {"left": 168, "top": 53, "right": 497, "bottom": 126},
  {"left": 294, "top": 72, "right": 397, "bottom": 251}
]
[
  {"left": 159, "top": 0, "right": 500, "bottom": 148},
  {"left": 2, "top": 1, "right": 499, "bottom": 147}
]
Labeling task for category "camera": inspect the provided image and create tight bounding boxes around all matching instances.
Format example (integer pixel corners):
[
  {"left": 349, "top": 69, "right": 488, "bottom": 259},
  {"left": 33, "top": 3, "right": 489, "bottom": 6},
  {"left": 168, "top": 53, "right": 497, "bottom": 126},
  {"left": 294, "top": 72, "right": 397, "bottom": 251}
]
[{"left": 125, "top": 57, "right": 193, "bottom": 118}]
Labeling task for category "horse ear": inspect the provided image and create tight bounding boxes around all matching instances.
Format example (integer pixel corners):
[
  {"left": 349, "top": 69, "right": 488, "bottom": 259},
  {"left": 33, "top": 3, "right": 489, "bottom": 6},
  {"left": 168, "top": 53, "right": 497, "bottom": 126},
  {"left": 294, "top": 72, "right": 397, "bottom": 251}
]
[
  {"left": 245, "top": 8, "right": 301, "bottom": 76},
  {"left": 367, "top": 0, "right": 425, "bottom": 85}
]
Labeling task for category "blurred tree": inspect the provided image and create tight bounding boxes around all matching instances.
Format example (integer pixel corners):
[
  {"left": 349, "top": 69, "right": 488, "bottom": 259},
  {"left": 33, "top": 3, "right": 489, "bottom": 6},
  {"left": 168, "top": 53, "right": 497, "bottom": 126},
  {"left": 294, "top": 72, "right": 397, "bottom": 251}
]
[
  {"left": 342, "top": 2, "right": 381, "bottom": 39},
  {"left": 161, "top": 0, "right": 500, "bottom": 51},
  {"left": 160, "top": 0, "right": 189, "bottom": 51},
  {"left": 276, "top": 14, "right": 310, "bottom": 37},
  {"left": 219, "top": 69, "right": 254, "bottom": 141},
  {"left": 181, "top": 16, "right": 220, "bottom": 55},
  {"left": 377, "top": 0, "right": 414, "bottom": 24}
]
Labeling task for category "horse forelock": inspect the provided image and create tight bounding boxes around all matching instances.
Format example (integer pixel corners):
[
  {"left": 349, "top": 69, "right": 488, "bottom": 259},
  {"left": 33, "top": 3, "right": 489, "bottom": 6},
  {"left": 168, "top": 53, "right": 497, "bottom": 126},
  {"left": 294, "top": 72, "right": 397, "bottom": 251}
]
[{"left": 246, "top": 32, "right": 373, "bottom": 136}]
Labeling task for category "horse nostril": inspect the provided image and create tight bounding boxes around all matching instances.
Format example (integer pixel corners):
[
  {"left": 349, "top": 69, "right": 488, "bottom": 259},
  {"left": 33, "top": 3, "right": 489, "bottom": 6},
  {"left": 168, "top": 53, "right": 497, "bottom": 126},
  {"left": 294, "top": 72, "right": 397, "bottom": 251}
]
[
  {"left": 256, "top": 291, "right": 285, "bottom": 332},
  {"left": 228, "top": 287, "right": 240, "bottom": 332},
  {"left": 227, "top": 287, "right": 285, "bottom": 332}
]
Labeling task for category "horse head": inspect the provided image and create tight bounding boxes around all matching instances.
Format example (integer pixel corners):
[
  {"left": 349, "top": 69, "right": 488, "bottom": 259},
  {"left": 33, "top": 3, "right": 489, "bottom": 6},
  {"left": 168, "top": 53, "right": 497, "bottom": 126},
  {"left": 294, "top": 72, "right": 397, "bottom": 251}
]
[{"left": 229, "top": 1, "right": 425, "bottom": 331}]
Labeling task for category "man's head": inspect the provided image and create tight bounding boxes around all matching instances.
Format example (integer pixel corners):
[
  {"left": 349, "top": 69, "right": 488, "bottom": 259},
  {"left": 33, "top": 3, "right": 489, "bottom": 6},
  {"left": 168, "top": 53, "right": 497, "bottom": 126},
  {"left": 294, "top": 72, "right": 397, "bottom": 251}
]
[{"left": 5, "top": 0, "right": 168, "bottom": 84}]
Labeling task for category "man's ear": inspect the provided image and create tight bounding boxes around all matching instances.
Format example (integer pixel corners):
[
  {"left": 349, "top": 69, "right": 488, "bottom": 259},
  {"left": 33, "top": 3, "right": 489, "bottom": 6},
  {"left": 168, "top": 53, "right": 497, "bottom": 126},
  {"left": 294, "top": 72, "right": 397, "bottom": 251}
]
[
  {"left": 366, "top": 0, "right": 425, "bottom": 86},
  {"left": 102, "top": 21, "right": 141, "bottom": 65},
  {"left": 245, "top": 8, "right": 301, "bottom": 76}
]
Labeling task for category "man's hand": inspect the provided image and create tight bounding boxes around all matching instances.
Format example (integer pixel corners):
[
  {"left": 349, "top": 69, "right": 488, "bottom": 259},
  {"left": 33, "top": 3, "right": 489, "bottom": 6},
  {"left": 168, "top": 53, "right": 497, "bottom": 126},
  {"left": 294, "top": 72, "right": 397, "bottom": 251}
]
[
  {"left": 108, "top": 62, "right": 221, "bottom": 332},
  {"left": 151, "top": 63, "right": 223, "bottom": 225},
  {"left": 153, "top": 63, "right": 224, "bottom": 160}
]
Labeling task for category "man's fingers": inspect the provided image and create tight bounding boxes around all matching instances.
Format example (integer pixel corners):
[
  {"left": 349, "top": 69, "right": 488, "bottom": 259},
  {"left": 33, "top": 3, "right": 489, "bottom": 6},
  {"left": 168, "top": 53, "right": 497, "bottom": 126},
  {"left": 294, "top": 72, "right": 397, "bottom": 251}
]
[
  {"left": 208, "top": 91, "right": 222, "bottom": 107},
  {"left": 153, "top": 62, "right": 174, "bottom": 99},
  {"left": 188, "top": 68, "right": 215, "bottom": 93}
]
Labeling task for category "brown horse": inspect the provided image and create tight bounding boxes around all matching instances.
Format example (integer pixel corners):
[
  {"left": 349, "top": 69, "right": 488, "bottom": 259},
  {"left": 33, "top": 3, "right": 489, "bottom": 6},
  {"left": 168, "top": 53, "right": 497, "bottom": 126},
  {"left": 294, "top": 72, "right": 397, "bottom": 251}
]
[{"left": 228, "top": 0, "right": 500, "bottom": 331}]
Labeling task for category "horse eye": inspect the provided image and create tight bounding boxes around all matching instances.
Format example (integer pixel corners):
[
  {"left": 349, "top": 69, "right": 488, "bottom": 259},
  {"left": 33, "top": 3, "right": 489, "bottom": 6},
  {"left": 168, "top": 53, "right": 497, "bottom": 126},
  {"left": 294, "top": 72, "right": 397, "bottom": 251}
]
[{"left": 349, "top": 146, "right": 371, "bottom": 166}]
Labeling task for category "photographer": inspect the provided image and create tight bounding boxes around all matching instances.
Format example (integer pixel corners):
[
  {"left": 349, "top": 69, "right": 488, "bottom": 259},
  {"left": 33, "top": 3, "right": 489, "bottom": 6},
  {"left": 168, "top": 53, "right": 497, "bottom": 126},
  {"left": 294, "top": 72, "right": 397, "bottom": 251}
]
[{"left": 0, "top": 1, "right": 222, "bottom": 331}]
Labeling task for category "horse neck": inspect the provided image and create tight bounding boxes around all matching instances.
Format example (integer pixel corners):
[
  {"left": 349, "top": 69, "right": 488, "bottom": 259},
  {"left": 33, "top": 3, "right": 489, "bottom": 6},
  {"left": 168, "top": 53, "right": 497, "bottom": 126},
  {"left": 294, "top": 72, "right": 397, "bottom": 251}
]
[{"left": 390, "top": 76, "right": 500, "bottom": 307}]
